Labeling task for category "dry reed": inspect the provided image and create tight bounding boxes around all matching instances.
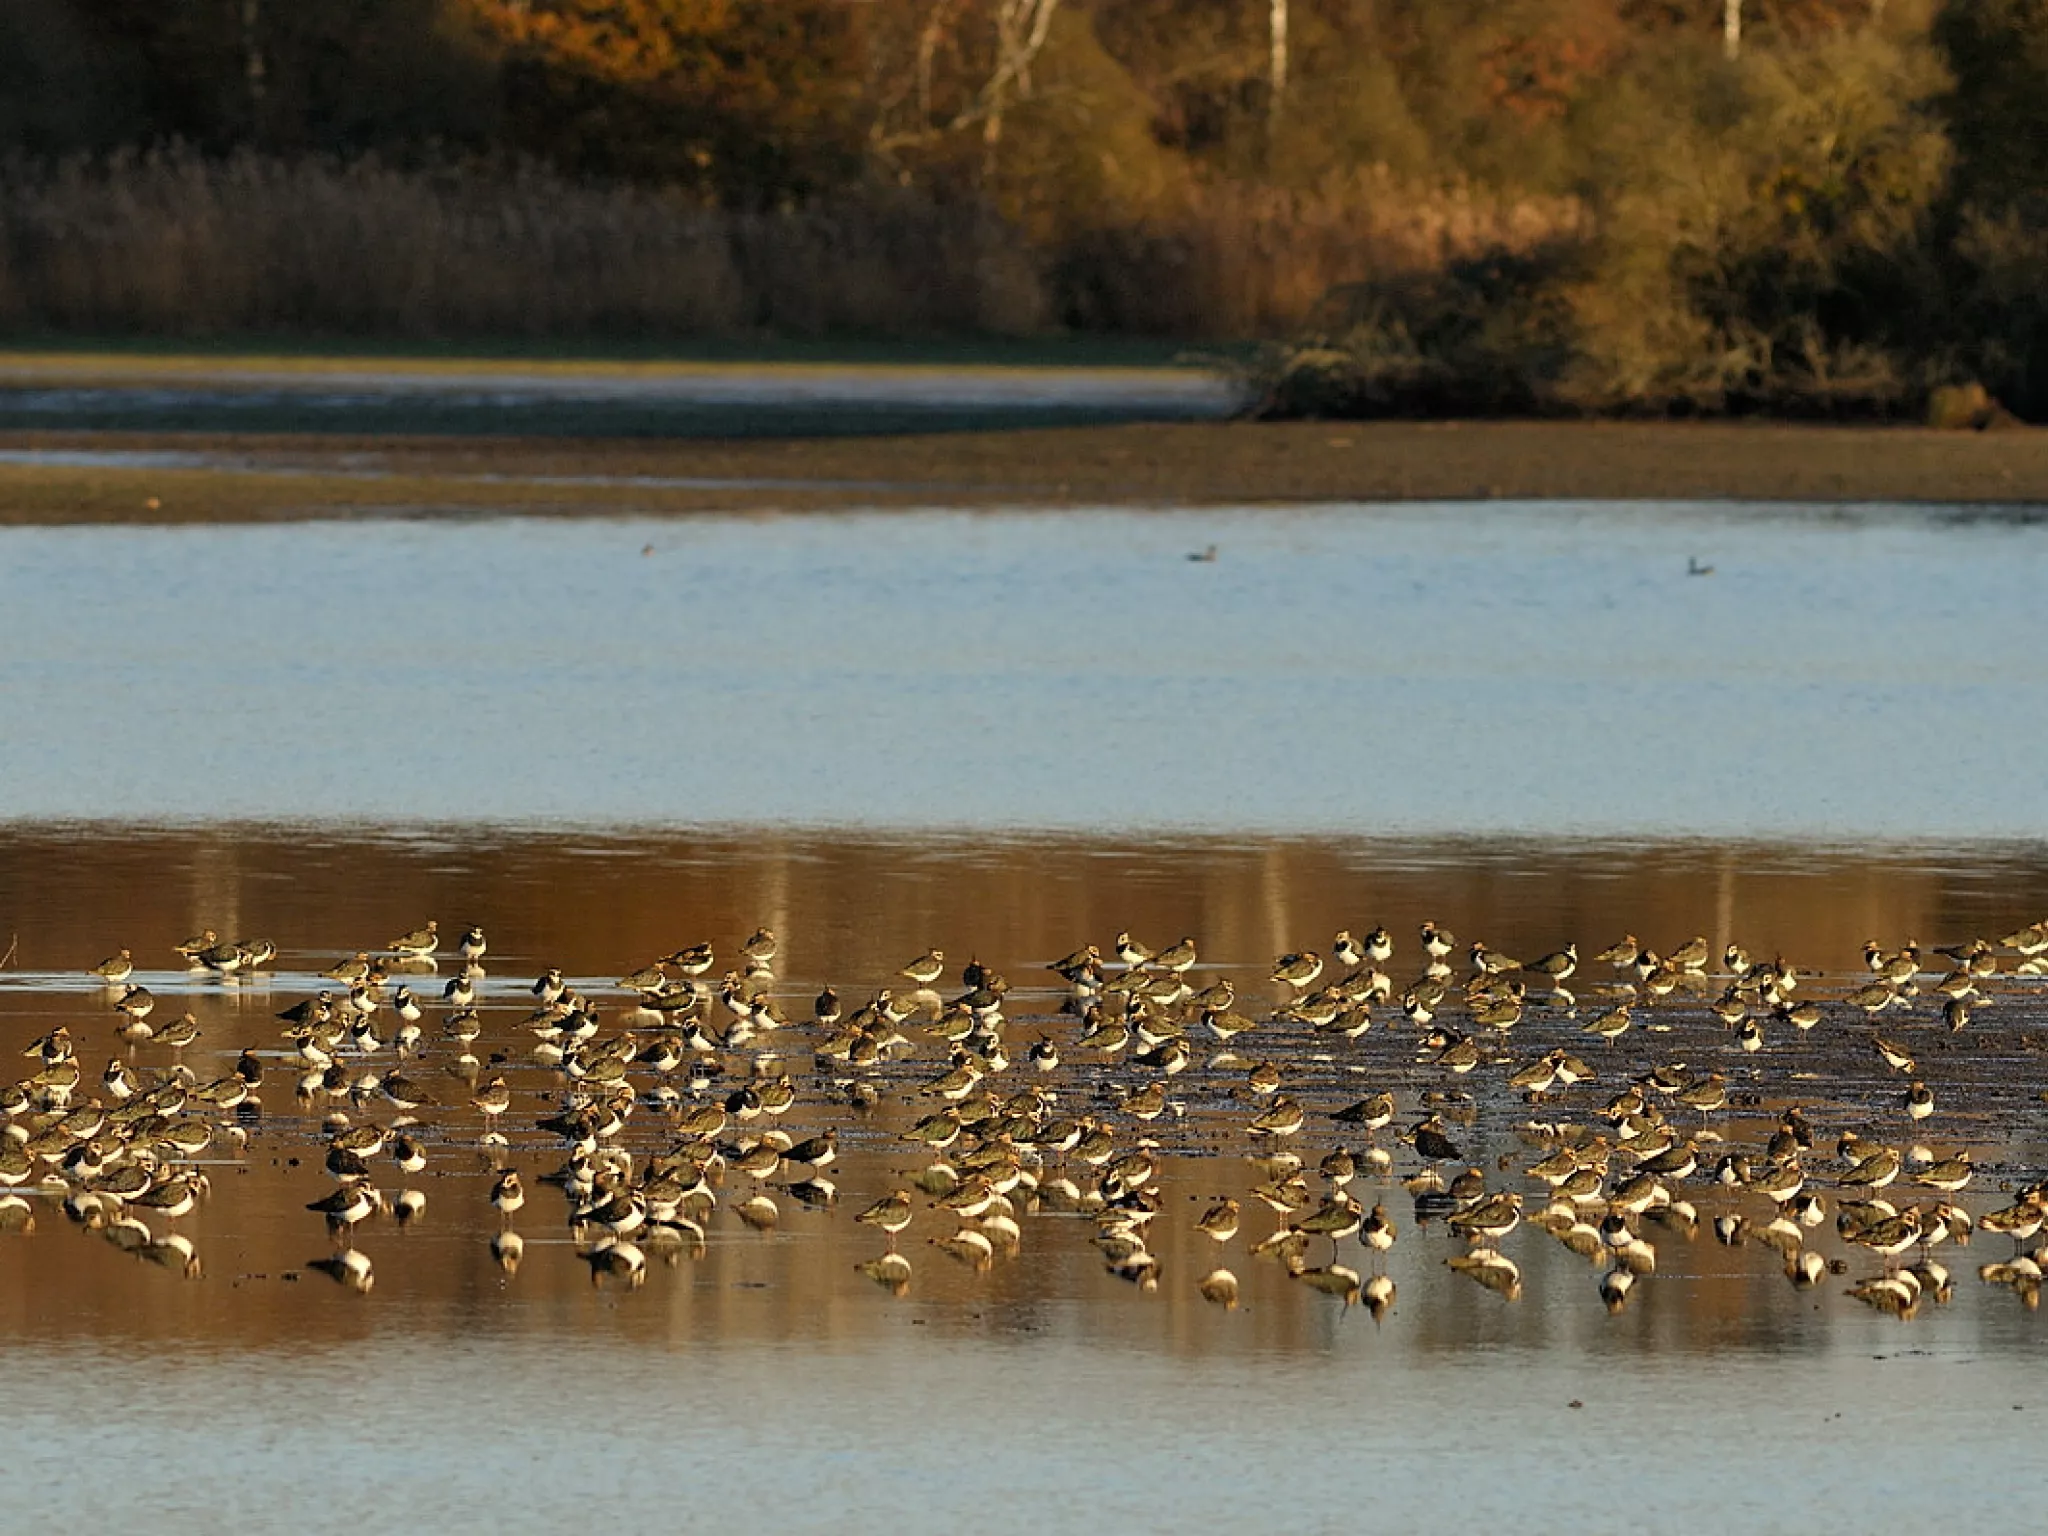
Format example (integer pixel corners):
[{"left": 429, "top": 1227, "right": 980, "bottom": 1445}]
[
  {"left": 0, "top": 150, "right": 1044, "bottom": 338},
  {"left": 0, "top": 150, "right": 1582, "bottom": 341}
]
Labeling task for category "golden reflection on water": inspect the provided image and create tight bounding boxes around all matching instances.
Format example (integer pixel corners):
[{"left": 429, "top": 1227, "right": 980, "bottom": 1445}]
[
  {"left": 2, "top": 824, "right": 2046, "bottom": 1361},
  {"left": 6, "top": 824, "right": 2046, "bottom": 985}
]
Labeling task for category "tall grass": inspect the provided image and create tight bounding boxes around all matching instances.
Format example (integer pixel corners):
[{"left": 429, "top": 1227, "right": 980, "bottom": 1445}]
[
  {"left": 0, "top": 148, "right": 1579, "bottom": 343},
  {"left": 0, "top": 150, "right": 1044, "bottom": 338}
]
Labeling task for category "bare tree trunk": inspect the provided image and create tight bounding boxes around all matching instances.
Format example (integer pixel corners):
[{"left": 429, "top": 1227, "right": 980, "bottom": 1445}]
[
  {"left": 1269, "top": 0, "right": 1289, "bottom": 121},
  {"left": 981, "top": 0, "right": 1062, "bottom": 166},
  {"left": 241, "top": 0, "right": 266, "bottom": 105},
  {"left": 239, "top": 0, "right": 267, "bottom": 142},
  {"left": 869, "top": 0, "right": 1064, "bottom": 169},
  {"left": 917, "top": 0, "right": 963, "bottom": 130},
  {"left": 1723, "top": 0, "right": 1742, "bottom": 62}
]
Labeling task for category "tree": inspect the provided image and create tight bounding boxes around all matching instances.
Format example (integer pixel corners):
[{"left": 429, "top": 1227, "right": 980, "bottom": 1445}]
[
  {"left": 1269, "top": 0, "right": 1288, "bottom": 122},
  {"left": 0, "top": 0, "right": 149, "bottom": 152},
  {"left": 1935, "top": 0, "right": 2048, "bottom": 210},
  {"left": 55, "top": 0, "right": 499, "bottom": 158},
  {"left": 1568, "top": 24, "right": 1953, "bottom": 410},
  {"left": 457, "top": 0, "right": 866, "bottom": 193},
  {"left": 866, "top": 1, "right": 1066, "bottom": 171}
]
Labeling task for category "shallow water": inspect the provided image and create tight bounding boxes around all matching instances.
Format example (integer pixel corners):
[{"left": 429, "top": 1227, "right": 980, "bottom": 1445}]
[
  {"left": 0, "top": 444, "right": 909, "bottom": 493},
  {"left": 4, "top": 494, "right": 2046, "bottom": 1531},
  {"left": 8, "top": 1336, "right": 2035, "bottom": 1533},
  {"left": 2, "top": 500, "right": 2045, "bottom": 837},
  {"left": 0, "top": 358, "right": 1240, "bottom": 408},
  {"left": 3, "top": 829, "right": 2048, "bottom": 1530},
  {"left": 0, "top": 360, "right": 1240, "bottom": 436}
]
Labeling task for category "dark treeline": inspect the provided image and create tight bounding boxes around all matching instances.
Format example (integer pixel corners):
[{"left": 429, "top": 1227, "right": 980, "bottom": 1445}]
[{"left": 2, "top": 1, "right": 2046, "bottom": 417}]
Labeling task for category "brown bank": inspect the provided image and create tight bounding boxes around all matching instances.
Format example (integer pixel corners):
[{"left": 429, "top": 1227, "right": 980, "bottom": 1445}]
[{"left": 3, "top": 419, "right": 2046, "bottom": 524}]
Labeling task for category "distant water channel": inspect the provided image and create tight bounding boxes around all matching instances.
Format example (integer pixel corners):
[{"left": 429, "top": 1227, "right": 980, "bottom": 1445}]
[
  {"left": 2, "top": 496, "right": 2045, "bottom": 1531},
  {"left": 0, "top": 359, "right": 1241, "bottom": 437}
]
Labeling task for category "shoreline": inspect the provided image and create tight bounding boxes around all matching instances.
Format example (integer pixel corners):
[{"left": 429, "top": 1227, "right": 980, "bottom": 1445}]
[{"left": 2, "top": 418, "right": 2045, "bottom": 524}]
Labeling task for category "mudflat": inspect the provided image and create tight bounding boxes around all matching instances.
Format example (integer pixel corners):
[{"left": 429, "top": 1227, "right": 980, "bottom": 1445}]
[{"left": 3, "top": 418, "right": 2045, "bottom": 524}]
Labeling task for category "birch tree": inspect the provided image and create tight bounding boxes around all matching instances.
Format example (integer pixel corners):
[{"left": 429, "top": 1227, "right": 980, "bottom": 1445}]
[
  {"left": 869, "top": 0, "right": 1063, "bottom": 169},
  {"left": 1269, "top": 0, "right": 1287, "bottom": 120}
]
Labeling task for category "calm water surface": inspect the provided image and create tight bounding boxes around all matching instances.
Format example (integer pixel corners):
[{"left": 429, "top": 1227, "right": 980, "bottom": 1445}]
[
  {"left": 1, "top": 500, "right": 2044, "bottom": 836},
  {"left": 3, "top": 497, "right": 2045, "bottom": 1531}
]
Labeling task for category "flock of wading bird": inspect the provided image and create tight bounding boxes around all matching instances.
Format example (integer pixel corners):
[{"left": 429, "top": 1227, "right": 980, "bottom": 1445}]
[{"left": 7, "top": 915, "right": 2048, "bottom": 1321}]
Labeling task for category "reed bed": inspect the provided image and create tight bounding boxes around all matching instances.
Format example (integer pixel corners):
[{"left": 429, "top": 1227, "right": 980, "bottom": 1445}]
[{"left": 0, "top": 150, "right": 1581, "bottom": 341}]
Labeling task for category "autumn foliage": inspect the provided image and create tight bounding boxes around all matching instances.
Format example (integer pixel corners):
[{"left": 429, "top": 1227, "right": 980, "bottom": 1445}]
[
  {"left": 3, "top": 1, "right": 2047, "bottom": 416},
  {"left": 455, "top": 1, "right": 866, "bottom": 189}
]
